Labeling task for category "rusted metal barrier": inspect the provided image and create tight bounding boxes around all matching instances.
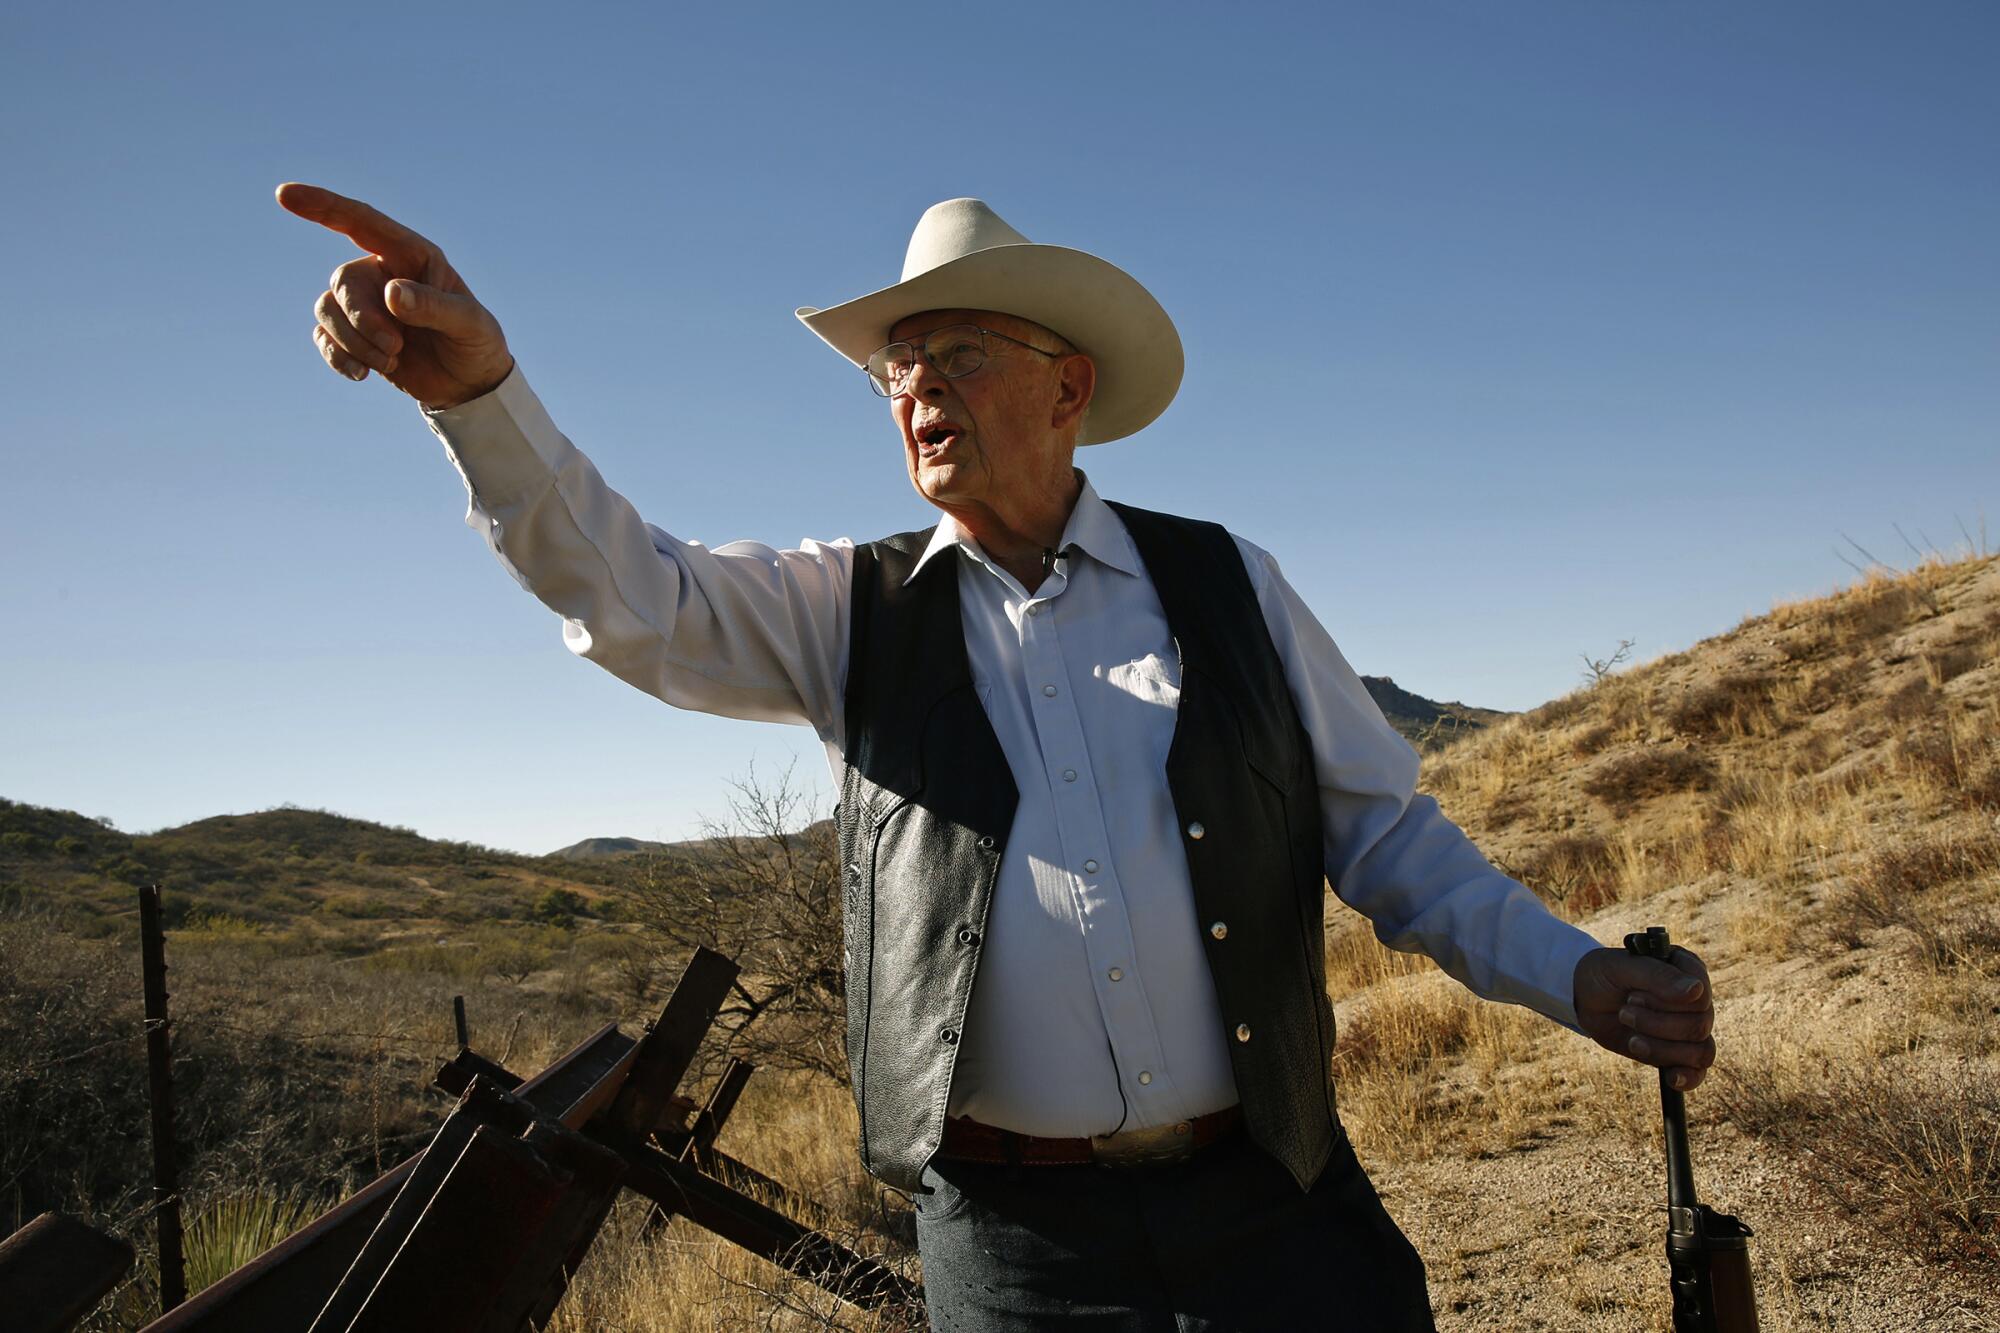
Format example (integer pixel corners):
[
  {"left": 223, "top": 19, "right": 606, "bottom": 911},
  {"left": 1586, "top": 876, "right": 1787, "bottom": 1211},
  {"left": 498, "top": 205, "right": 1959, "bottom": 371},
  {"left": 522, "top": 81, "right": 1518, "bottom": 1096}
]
[
  {"left": 137, "top": 945, "right": 921, "bottom": 1331},
  {"left": 137, "top": 1022, "right": 638, "bottom": 1332},
  {"left": 307, "top": 1078, "right": 627, "bottom": 1333},
  {"left": 640, "top": 1055, "right": 755, "bottom": 1237},
  {"left": 0, "top": 1212, "right": 135, "bottom": 1333}
]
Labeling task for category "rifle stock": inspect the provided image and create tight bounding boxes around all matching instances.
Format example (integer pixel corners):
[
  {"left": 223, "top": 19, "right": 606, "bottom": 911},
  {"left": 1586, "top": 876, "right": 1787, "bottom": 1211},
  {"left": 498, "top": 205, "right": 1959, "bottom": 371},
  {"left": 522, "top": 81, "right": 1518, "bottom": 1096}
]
[{"left": 1625, "top": 926, "right": 1759, "bottom": 1333}]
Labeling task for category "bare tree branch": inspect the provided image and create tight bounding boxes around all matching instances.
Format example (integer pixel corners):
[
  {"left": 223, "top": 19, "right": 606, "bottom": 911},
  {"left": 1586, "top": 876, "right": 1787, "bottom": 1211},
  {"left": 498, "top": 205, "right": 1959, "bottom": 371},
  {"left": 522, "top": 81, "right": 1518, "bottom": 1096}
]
[{"left": 617, "top": 761, "right": 850, "bottom": 1084}]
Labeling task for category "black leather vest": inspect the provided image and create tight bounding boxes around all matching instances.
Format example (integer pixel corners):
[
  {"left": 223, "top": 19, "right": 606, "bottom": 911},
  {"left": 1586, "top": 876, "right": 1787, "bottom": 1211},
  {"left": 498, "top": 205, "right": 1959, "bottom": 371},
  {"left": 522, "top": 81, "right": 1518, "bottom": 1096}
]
[{"left": 835, "top": 501, "right": 1340, "bottom": 1193}]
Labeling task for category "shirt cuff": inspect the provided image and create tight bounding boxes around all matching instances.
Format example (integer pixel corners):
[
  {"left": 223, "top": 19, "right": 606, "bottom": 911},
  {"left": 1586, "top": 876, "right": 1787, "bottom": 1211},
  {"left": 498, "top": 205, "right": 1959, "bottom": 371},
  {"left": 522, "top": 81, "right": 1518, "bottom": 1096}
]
[
  {"left": 1531, "top": 921, "right": 1606, "bottom": 1033},
  {"left": 421, "top": 362, "right": 568, "bottom": 510}
]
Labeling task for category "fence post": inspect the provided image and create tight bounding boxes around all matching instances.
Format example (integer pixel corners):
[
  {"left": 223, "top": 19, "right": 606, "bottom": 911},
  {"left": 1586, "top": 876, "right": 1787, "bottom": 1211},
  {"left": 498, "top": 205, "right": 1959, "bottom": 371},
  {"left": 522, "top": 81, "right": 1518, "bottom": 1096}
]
[{"left": 138, "top": 884, "right": 187, "bottom": 1313}]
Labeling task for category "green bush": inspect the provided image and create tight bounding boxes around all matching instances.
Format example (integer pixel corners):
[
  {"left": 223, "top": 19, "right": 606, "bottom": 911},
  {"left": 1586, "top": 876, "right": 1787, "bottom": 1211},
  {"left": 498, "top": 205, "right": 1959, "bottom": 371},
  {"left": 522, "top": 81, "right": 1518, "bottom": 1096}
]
[
  {"left": 319, "top": 893, "right": 397, "bottom": 920},
  {"left": 530, "top": 888, "right": 590, "bottom": 928}
]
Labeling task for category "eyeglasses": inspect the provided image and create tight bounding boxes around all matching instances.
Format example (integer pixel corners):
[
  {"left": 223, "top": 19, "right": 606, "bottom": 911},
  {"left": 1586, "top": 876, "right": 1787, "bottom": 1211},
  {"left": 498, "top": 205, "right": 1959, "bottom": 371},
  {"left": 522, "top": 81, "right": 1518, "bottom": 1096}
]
[{"left": 863, "top": 324, "right": 1066, "bottom": 398}]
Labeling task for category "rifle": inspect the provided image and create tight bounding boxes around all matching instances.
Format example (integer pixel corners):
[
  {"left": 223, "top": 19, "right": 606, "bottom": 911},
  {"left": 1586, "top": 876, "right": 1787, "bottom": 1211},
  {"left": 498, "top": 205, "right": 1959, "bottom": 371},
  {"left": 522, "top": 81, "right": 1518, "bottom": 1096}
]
[{"left": 1624, "top": 925, "right": 1759, "bottom": 1332}]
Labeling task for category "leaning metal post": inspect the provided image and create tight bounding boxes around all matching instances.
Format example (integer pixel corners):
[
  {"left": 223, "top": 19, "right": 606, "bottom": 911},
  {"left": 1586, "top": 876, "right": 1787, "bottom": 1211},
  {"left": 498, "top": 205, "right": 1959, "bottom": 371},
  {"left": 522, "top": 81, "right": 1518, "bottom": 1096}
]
[{"left": 139, "top": 884, "right": 188, "bottom": 1313}]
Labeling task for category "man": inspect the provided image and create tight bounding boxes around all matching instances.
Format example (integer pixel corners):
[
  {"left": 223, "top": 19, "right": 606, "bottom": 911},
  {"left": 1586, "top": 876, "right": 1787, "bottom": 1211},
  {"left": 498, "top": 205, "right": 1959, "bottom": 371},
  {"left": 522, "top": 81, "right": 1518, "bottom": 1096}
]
[{"left": 280, "top": 184, "right": 1717, "bottom": 1331}]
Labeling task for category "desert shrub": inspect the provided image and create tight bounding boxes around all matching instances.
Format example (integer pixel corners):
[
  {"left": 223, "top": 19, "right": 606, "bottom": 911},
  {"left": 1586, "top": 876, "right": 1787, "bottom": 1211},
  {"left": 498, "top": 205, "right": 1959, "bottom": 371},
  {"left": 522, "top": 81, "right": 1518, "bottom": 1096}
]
[
  {"left": 1333, "top": 986, "right": 1474, "bottom": 1086},
  {"left": 93, "top": 854, "right": 157, "bottom": 885},
  {"left": 1663, "top": 672, "right": 1778, "bottom": 741},
  {"left": 1719, "top": 1059, "right": 2000, "bottom": 1267},
  {"left": 1777, "top": 624, "right": 1834, "bottom": 663},
  {"left": 0, "top": 925, "right": 415, "bottom": 1233},
  {"left": 1826, "top": 572, "right": 1934, "bottom": 644},
  {"left": 531, "top": 887, "right": 591, "bottom": 928},
  {"left": 360, "top": 941, "right": 488, "bottom": 981},
  {"left": 179, "top": 1185, "right": 331, "bottom": 1297},
  {"left": 0, "top": 927, "right": 151, "bottom": 1227},
  {"left": 1925, "top": 643, "right": 1984, "bottom": 688},
  {"left": 620, "top": 764, "right": 849, "bottom": 1083},
  {"left": 1523, "top": 690, "right": 1591, "bottom": 729},
  {"left": 1798, "top": 658, "right": 1865, "bottom": 715},
  {"left": 318, "top": 892, "right": 397, "bottom": 920},
  {"left": 1567, "top": 720, "right": 1618, "bottom": 758},
  {"left": 1896, "top": 715, "right": 2000, "bottom": 812},
  {"left": 1329, "top": 983, "right": 1543, "bottom": 1162},
  {"left": 1883, "top": 676, "right": 1943, "bottom": 725},
  {"left": 468, "top": 925, "right": 567, "bottom": 983},
  {"left": 178, "top": 910, "right": 263, "bottom": 939},
  {"left": 1513, "top": 833, "right": 1620, "bottom": 913},
  {"left": 1580, "top": 747, "right": 1716, "bottom": 813},
  {"left": 1863, "top": 828, "right": 2000, "bottom": 896},
  {"left": 1819, "top": 829, "right": 2000, "bottom": 969},
  {"left": 248, "top": 884, "right": 312, "bottom": 916}
]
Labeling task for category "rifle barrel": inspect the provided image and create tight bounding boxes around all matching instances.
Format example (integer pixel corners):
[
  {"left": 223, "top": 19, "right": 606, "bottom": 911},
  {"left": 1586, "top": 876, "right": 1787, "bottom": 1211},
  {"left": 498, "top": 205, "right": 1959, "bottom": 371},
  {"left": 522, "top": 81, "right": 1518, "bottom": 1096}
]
[{"left": 1659, "top": 1079, "right": 1698, "bottom": 1211}]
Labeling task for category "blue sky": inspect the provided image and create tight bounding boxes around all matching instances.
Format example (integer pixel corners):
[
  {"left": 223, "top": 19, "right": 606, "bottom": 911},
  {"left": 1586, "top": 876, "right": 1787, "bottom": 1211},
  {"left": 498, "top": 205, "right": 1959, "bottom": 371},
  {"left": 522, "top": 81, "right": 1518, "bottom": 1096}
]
[{"left": 3, "top": 2, "right": 1994, "bottom": 855}]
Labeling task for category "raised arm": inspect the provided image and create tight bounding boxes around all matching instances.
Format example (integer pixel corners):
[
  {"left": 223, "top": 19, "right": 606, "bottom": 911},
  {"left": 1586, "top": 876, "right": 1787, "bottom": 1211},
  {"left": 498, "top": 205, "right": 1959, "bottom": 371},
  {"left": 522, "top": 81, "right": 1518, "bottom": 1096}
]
[{"left": 278, "top": 184, "right": 851, "bottom": 740}]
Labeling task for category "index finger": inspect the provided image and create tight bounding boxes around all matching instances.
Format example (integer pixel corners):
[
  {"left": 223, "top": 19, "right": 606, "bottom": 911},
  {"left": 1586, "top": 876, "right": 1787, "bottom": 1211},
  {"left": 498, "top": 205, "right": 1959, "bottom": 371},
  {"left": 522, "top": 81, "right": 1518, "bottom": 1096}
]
[{"left": 276, "top": 182, "right": 433, "bottom": 264}]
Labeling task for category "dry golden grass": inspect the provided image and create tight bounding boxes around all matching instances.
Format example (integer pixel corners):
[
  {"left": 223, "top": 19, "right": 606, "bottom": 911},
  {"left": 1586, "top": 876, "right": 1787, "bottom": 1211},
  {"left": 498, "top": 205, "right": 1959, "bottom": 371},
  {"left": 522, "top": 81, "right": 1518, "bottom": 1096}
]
[{"left": 37, "top": 550, "right": 2000, "bottom": 1330}]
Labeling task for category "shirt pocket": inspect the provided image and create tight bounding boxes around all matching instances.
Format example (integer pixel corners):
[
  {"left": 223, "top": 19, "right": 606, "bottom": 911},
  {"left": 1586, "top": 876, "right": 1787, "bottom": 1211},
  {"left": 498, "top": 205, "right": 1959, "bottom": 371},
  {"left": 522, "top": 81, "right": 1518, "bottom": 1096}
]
[{"left": 1106, "top": 651, "right": 1180, "bottom": 704}]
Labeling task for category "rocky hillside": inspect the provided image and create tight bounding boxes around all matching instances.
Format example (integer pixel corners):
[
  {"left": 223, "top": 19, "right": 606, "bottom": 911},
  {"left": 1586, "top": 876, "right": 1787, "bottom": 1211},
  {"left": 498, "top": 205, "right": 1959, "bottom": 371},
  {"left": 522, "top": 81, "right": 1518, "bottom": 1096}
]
[{"left": 1326, "top": 551, "right": 2000, "bottom": 1330}]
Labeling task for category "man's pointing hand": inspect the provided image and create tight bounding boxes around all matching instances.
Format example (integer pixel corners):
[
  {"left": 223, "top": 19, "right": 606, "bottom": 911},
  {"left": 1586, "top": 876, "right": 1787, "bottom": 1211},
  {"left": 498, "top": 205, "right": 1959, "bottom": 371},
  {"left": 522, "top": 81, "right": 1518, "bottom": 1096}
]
[
  {"left": 1573, "top": 944, "right": 1716, "bottom": 1091},
  {"left": 276, "top": 183, "right": 514, "bottom": 410}
]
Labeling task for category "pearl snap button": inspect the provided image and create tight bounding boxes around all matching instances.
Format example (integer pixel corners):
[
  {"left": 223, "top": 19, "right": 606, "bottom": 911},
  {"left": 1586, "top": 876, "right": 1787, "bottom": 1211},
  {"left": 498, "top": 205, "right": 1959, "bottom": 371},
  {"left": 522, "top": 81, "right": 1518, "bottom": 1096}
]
[
  {"left": 1186, "top": 821, "right": 1205, "bottom": 840},
  {"left": 1108, "top": 967, "right": 1123, "bottom": 981},
  {"left": 1062, "top": 769, "right": 1077, "bottom": 782},
  {"left": 1083, "top": 859, "right": 1099, "bottom": 873},
  {"left": 1236, "top": 1024, "right": 1252, "bottom": 1043},
  {"left": 1027, "top": 604, "right": 1041, "bottom": 616},
  {"left": 1209, "top": 921, "right": 1228, "bottom": 940},
  {"left": 1043, "top": 684, "right": 1058, "bottom": 697},
  {"left": 1137, "top": 1071, "right": 1153, "bottom": 1086}
]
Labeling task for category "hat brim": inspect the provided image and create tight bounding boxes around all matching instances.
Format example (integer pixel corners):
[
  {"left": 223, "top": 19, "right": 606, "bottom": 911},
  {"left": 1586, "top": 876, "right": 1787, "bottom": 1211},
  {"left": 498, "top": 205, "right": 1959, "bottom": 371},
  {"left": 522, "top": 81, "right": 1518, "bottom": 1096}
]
[{"left": 796, "top": 243, "right": 1182, "bottom": 446}]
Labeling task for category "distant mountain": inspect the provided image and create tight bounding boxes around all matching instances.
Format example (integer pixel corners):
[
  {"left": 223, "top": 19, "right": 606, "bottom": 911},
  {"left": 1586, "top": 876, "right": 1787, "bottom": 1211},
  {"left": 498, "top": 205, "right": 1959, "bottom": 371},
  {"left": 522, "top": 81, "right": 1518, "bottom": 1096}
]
[
  {"left": 547, "top": 836, "right": 675, "bottom": 861},
  {"left": 1361, "top": 676, "right": 1512, "bottom": 751},
  {"left": 0, "top": 799, "right": 623, "bottom": 929}
]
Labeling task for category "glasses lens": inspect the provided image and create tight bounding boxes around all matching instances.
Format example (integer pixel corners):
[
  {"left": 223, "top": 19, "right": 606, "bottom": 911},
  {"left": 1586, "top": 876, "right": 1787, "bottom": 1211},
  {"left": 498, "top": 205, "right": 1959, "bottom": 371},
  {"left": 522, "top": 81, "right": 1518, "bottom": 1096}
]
[
  {"left": 865, "top": 342, "right": 918, "bottom": 396},
  {"left": 925, "top": 325, "right": 986, "bottom": 378}
]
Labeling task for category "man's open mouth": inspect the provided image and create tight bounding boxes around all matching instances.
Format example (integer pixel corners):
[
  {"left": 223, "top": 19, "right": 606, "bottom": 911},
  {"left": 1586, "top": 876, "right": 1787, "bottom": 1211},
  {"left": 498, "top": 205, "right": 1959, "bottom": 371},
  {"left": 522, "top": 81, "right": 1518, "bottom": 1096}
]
[{"left": 915, "top": 421, "right": 961, "bottom": 455}]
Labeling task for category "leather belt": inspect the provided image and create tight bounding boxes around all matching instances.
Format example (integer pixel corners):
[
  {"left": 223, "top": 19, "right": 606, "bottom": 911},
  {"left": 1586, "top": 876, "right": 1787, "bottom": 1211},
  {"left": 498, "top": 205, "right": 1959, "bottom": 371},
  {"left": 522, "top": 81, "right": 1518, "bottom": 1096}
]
[{"left": 938, "top": 1105, "right": 1243, "bottom": 1168}]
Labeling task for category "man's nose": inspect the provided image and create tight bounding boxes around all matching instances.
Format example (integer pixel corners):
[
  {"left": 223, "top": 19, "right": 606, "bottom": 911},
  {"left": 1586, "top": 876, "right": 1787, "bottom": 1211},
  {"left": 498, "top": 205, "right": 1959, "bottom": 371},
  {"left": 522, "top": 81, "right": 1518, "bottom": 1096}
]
[{"left": 897, "top": 354, "right": 951, "bottom": 402}]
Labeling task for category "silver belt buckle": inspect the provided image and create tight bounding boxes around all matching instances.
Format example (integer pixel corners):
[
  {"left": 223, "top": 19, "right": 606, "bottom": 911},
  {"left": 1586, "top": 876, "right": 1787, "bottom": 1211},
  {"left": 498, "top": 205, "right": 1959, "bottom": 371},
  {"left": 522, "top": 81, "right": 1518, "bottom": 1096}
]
[{"left": 1089, "top": 1119, "right": 1195, "bottom": 1168}]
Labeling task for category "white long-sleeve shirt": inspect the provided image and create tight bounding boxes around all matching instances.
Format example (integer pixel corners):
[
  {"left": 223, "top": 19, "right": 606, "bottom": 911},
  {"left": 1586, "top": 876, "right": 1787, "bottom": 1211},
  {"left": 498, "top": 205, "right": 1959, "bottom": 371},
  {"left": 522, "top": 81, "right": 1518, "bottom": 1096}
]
[{"left": 422, "top": 365, "right": 1601, "bottom": 1137}]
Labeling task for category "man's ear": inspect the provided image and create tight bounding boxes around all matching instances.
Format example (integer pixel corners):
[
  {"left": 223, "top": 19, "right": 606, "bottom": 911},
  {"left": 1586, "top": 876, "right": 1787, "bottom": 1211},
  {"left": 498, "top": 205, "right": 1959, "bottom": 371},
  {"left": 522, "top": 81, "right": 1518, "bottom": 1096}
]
[{"left": 1052, "top": 353, "right": 1096, "bottom": 432}]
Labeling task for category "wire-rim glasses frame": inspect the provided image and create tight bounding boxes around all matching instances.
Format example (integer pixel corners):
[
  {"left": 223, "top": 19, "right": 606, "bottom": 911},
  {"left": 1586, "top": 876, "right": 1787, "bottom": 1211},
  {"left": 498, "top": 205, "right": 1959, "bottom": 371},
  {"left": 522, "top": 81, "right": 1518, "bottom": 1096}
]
[{"left": 862, "top": 323, "right": 1068, "bottom": 398}]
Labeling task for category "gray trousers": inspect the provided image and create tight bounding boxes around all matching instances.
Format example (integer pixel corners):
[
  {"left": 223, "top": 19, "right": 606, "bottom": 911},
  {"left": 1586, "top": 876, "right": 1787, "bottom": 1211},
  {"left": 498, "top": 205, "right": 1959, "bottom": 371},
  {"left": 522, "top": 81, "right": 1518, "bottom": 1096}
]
[{"left": 912, "top": 1128, "right": 1437, "bottom": 1331}]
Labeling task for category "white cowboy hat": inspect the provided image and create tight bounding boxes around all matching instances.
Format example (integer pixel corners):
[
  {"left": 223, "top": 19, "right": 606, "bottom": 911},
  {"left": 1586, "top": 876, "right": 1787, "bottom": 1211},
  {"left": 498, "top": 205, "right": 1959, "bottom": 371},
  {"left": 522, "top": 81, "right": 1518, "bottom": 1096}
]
[{"left": 796, "top": 198, "right": 1183, "bottom": 445}]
